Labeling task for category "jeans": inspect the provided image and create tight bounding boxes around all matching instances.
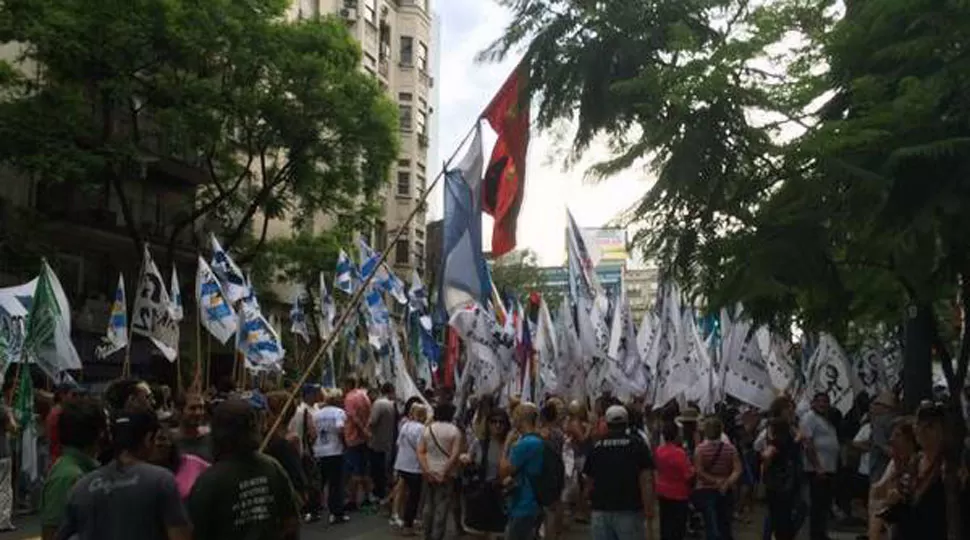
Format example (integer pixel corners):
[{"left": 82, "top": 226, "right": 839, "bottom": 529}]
[
  {"left": 658, "top": 497, "right": 689, "bottom": 540},
  {"left": 423, "top": 481, "right": 452, "bottom": 540},
  {"left": 694, "top": 488, "right": 734, "bottom": 540},
  {"left": 317, "top": 455, "right": 346, "bottom": 517},
  {"left": 808, "top": 473, "right": 834, "bottom": 540},
  {"left": 506, "top": 514, "right": 540, "bottom": 540},
  {"left": 590, "top": 510, "right": 646, "bottom": 540},
  {"left": 399, "top": 471, "right": 423, "bottom": 528}
]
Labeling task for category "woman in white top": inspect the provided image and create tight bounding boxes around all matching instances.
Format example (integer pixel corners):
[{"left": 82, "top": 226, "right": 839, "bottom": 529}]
[
  {"left": 391, "top": 403, "right": 428, "bottom": 534},
  {"left": 312, "top": 389, "right": 349, "bottom": 525},
  {"left": 418, "top": 403, "right": 463, "bottom": 540}
]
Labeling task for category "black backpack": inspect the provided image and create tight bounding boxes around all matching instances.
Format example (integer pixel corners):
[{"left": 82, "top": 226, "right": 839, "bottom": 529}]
[{"left": 527, "top": 436, "right": 565, "bottom": 507}]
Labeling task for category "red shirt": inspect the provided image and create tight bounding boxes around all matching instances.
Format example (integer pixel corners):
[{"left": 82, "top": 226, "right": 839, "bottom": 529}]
[
  {"left": 46, "top": 405, "right": 63, "bottom": 465},
  {"left": 653, "top": 442, "right": 694, "bottom": 501}
]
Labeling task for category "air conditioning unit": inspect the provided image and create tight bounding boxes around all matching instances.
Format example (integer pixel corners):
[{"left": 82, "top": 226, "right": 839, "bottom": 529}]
[{"left": 340, "top": 8, "right": 358, "bottom": 20}]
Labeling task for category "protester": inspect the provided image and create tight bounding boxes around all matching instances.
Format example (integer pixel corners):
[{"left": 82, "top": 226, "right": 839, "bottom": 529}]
[
  {"left": 45, "top": 384, "right": 78, "bottom": 466},
  {"left": 539, "top": 400, "right": 566, "bottom": 540},
  {"left": 419, "top": 401, "right": 462, "bottom": 540},
  {"left": 187, "top": 399, "right": 300, "bottom": 540},
  {"left": 582, "top": 404, "right": 655, "bottom": 540},
  {"left": 263, "top": 391, "right": 308, "bottom": 509},
  {"left": 762, "top": 417, "right": 801, "bottom": 540},
  {"left": 313, "top": 388, "right": 350, "bottom": 525},
  {"left": 287, "top": 385, "right": 318, "bottom": 457},
  {"left": 460, "top": 408, "right": 511, "bottom": 538},
  {"left": 655, "top": 421, "right": 694, "bottom": 540},
  {"left": 886, "top": 402, "right": 946, "bottom": 540},
  {"left": 39, "top": 398, "right": 104, "bottom": 540},
  {"left": 500, "top": 402, "right": 544, "bottom": 540},
  {"left": 172, "top": 392, "right": 212, "bottom": 463},
  {"left": 800, "top": 392, "right": 840, "bottom": 540},
  {"left": 869, "top": 417, "right": 917, "bottom": 540},
  {"left": 343, "top": 376, "right": 373, "bottom": 510},
  {"left": 393, "top": 402, "right": 428, "bottom": 536},
  {"left": 563, "top": 400, "right": 591, "bottom": 524},
  {"left": 693, "top": 416, "right": 741, "bottom": 540},
  {"left": 369, "top": 382, "right": 397, "bottom": 506},
  {"left": 58, "top": 409, "right": 191, "bottom": 540},
  {"left": 150, "top": 427, "right": 210, "bottom": 500},
  {"left": 0, "top": 394, "right": 16, "bottom": 533}
]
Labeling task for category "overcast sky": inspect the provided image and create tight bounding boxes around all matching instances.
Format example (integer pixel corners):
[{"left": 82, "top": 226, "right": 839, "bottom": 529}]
[{"left": 427, "top": 1, "right": 655, "bottom": 267}]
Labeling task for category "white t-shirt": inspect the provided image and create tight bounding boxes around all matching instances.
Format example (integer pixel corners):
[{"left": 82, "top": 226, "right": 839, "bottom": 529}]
[
  {"left": 312, "top": 406, "right": 347, "bottom": 458},
  {"left": 288, "top": 402, "right": 311, "bottom": 455},
  {"left": 422, "top": 422, "right": 461, "bottom": 475},
  {"left": 854, "top": 423, "right": 871, "bottom": 476},
  {"left": 394, "top": 420, "right": 425, "bottom": 474}
]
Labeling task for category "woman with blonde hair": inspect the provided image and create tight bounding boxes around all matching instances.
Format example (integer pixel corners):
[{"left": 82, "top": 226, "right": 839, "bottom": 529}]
[
  {"left": 392, "top": 402, "right": 428, "bottom": 536},
  {"left": 312, "top": 388, "right": 350, "bottom": 525}
]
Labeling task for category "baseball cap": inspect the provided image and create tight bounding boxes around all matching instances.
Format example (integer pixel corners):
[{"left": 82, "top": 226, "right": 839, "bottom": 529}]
[{"left": 605, "top": 405, "right": 629, "bottom": 424}]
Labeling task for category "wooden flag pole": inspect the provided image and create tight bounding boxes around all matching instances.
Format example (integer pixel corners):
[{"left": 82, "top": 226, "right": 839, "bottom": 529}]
[
  {"left": 259, "top": 119, "right": 481, "bottom": 451},
  {"left": 204, "top": 333, "right": 212, "bottom": 392}
]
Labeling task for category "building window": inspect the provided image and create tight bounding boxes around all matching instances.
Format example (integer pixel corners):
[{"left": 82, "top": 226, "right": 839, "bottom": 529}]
[
  {"left": 397, "top": 171, "right": 410, "bottom": 196},
  {"left": 415, "top": 228, "right": 424, "bottom": 240},
  {"left": 362, "top": 0, "right": 376, "bottom": 23},
  {"left": 418, "top": 41, "right": 428, "bottom": 71},
  {"left": 399, "top": 104, "right": 413, "bottom": 131},
  {"left": 414, "top": 241, "right": 425, "bottom": 271},
  {"left": 398, "top": 159, "right": 411, "bottom": 168},
  {"left": 417, "top": 108, "right": 428, "bottom": 135},
  {"left": 395, "top": 239, "right": 410, "bottom": 265},
  {"left": 398, "top": 92, "right": 412, "bottom": 102},
  {"left": 400, "top": 36, "right": 414, "bottom": 66},
  {"left": 415, "top": 174, "right": 426, "bottom": 198}
]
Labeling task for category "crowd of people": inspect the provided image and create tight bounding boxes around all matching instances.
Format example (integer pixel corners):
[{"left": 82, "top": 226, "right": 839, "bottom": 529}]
[{"left": 0, "top": 374, "right": 968, "bottom": 540}]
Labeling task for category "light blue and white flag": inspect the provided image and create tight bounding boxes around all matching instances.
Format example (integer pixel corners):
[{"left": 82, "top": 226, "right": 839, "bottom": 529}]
[
  {"left": 236, "top": 293, "right": 284, "bottom": 371},
  {"left": 335, "top": 249, "right": 357, "bottom": 295},
  {"left": 290, "top": 292, "right": 311, "bottom": 344},
  {"left": 408, "top": 270, "right": 428, "bottom": 314},
  {"left": 358, "top": 235, "right": 407, "bottom": 304},
  {"left": 96, "top": 273, "right": 128, "bottom": 359},
  {"left": 195, "top": 256, "right": 237, "bottom": 344},
  {"left": 318, "top": 273, "right": 336, "bottom": 338},
  {"left": 170, "top": 265, "right": 184, "bottom": 322},
  {"left": 209, "top": 235, "right": 249, "bottom": 303}
]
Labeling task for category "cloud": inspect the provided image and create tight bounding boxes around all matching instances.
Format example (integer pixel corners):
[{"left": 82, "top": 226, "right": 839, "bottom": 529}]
[{"left": 429, "top": 2, "right": 656, "bottom": 266}]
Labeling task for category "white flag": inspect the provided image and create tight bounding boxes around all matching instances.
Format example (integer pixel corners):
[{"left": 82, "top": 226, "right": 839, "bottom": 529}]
[
  {"left": 804, "top": 333, "right": 855, "bottom": 414},
  {"left": 535, "top": 297, "right": 559, "bottom": 395},
  {"left": 170, "top": 265, "right": 184, "bottom": 322},
  {"left": 131, "top": 246, "right": 179, "bottom": 361},
  {"left": 210, "top": 235, "right": 249, "bottom": 302}
]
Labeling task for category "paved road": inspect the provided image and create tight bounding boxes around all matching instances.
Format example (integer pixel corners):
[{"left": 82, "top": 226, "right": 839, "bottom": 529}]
[{"left": 0, "top": 507, "right": 861, "bottom": 539}]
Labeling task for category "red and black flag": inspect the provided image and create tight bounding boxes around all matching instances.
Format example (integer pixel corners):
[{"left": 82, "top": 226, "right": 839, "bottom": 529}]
[{"left": 481, "top": 61, "right": 530, "bottom": 257}]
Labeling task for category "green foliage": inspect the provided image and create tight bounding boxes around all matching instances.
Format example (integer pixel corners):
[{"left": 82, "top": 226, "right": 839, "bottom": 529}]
[
  {"left": 485, "top": 0, "right": 970, "bottom": 375},
  {"left": 0, "top": 0, "right": 398, "bottom": 261},
  {"left": 489, "top": 248, "right": 558, "bottom": 309}
]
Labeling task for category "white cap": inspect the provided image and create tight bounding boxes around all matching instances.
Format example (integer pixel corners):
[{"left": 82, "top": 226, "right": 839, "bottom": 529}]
[{"left": 605, "top": 405, "right": 628, "bottom": 424}]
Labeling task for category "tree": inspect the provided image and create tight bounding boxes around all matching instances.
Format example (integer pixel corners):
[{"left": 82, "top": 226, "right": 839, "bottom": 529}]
[
  {"left": 486, "top": 0, "right": 970, "bottom": 534},
  {"left": 489, "top": 248, "right": 559, "bottom": 311},
  {"left": 0, "top": 0, "right": 398, "bottom": 264}
]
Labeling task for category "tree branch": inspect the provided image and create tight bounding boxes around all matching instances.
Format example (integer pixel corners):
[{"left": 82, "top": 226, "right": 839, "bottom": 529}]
[{"left": 222, "top": 158, "right": 297, "bottom": 251}]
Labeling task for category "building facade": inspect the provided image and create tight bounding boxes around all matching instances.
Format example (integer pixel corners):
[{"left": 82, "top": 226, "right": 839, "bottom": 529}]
[{"left": 287, "top": 0, "right": 435, "bottom": 280}]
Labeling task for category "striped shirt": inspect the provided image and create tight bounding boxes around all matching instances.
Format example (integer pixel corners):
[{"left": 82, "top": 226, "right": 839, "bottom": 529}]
[{"left": 695, "top": 439, "right": 737, "bottom": 489}]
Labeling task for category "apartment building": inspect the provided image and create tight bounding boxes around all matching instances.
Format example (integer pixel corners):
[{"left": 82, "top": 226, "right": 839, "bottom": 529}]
[{"left": 289, "top": 0, "right": 436, "bottom": 280}]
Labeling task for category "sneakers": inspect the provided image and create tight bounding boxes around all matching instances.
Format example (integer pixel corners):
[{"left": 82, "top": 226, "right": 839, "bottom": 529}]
[
  {"left": 328, "top": 514, "right": 350, "bottom": 525},
  {"left": 302, "top": 513, "right": 320, "bottom": 524},
  {"left": 390, "top": 515, "right": 404, "bottom": 528}
]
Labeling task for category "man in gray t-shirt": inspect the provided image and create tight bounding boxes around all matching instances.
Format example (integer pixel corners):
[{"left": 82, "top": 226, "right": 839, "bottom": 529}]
[
  {"left": 58, "top": 411, "right": 190, "bottom": 540},
  {"left": 799, "top": 392, "right": 839, "bottom": 540},
  {"left": 368, "top": 383, "right": 397, "bottom": 501}
]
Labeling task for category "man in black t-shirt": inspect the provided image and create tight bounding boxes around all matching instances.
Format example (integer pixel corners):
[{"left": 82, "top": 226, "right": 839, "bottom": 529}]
[{"left": 583, "top": 405, "right": 656, "bottom": 539}]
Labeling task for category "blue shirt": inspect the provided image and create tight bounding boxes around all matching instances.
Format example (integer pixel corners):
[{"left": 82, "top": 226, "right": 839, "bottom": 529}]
[{"left": 508, "top": 433, "right": 544, "bottom": 518}]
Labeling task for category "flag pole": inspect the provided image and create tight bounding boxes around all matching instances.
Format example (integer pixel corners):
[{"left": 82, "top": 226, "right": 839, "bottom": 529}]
[
  {"left": 259, "top": 118, "right": 482, "bottom": 451},
  {"left": 204, "top": 333, "right": 212, "bottom": 392},
  {"left": 123, "top": 259, "right": 144, "bottom": 379},
  {"left": 193, "top": 297, "right": 202, "bottom": 392}
]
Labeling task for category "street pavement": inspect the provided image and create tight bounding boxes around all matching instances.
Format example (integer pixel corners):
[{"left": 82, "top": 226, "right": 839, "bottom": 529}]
[{"left": 0, "top": 506, "right": 862, "bottom": 539}]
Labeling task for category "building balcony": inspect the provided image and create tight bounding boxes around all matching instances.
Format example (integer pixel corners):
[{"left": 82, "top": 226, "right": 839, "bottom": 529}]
[
  {"left": 417, "top": 132, "right": 429, "bottom": 148},
  {"left": 378, "top": 58, "right": 389, "bottom": 78},
  {"left": 420, "top": 70, "right": 434, "bottom": 88}
]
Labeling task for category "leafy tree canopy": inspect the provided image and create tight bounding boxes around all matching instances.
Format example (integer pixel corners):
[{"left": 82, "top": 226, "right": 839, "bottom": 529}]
[
  {"left": 485, "top": 0, "right": 970, "bottom": 393},
  {"left": 0, "top": 0, "right": 399, "bottom": 263}
]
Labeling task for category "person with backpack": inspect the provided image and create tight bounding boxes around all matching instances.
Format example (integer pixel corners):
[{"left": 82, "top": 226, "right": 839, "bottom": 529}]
[
  {"left": 582, "top": 405, "right": 656, "bottom": 540},
  {"left": 500, "top": 402, "right": 556, "bottom": 540},
  {"left": 762, "top": 417, "right": 802, "bottom": 540}
]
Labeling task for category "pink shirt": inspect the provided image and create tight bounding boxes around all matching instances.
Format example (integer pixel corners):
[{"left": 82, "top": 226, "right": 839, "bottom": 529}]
[
  {"left": 654, "top": 443, "right": 694, "bottom": 501},
  {"left": 344, "top": 389, "right": 372, "bottom": 447},
  {"left": 175, "top": 453, "right": 210, "bottom": 499}
]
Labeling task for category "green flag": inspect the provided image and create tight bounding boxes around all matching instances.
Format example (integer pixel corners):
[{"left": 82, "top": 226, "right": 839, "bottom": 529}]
[
  {"left": 23, "top": 262, "right": 60, "bottom": 358},
  {"left": 13, "top": 364, "right": 33, "bottom": 428}
]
